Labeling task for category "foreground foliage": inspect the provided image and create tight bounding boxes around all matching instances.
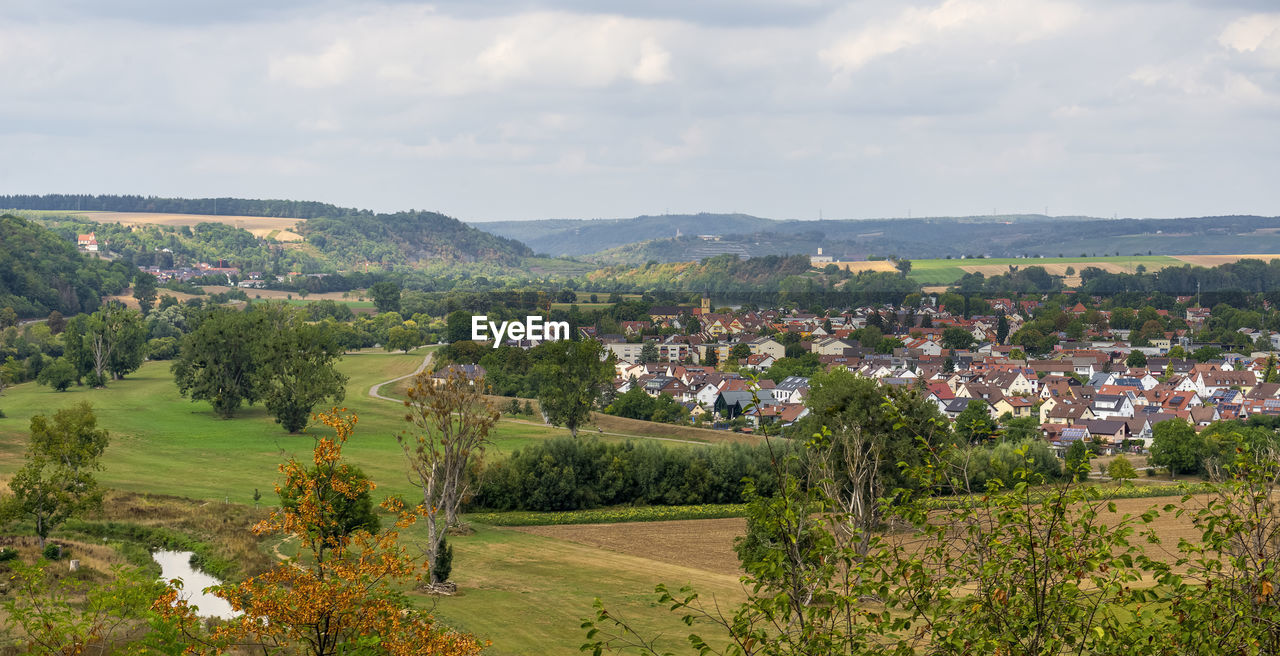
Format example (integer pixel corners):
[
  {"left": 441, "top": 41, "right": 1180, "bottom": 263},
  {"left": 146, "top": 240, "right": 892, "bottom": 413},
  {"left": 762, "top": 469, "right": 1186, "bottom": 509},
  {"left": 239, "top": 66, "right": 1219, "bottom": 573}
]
[{"left": 161, "top": 409, "right": 484, "bottom": 655}]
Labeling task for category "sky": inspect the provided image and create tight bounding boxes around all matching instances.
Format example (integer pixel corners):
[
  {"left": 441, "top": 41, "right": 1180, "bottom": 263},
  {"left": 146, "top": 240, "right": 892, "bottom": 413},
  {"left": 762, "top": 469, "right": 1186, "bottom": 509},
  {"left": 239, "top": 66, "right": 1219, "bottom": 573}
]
[{"left": 2, "top": 0, "right": 1278, "bottom": 222}]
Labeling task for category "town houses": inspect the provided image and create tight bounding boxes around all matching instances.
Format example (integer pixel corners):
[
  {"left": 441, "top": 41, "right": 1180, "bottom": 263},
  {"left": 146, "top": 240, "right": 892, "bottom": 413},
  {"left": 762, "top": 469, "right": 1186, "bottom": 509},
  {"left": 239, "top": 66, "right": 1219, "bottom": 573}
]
[{"left": 584, "top": 297, "right": 1280, "bottom": 453}]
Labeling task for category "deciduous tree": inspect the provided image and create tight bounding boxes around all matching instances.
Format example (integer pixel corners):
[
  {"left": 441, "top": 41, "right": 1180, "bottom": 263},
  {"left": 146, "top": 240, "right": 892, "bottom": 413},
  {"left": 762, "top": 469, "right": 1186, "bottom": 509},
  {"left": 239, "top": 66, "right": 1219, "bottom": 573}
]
[
  {"left": 2, "top": 403, "right": 108, "bottom": 547},
  {"left": 400, "top": 369, "right": 500, "bottom": 586},
  {"left": 534, "top": 339, "right": 613, "bottom": 438}
]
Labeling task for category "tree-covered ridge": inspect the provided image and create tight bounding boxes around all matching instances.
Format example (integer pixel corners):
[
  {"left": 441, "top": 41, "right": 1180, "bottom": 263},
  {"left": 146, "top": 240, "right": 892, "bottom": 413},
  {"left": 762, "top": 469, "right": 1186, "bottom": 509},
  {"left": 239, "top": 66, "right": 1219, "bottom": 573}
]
[
  {"left": 302, "top": 211, "right": 533, "bottom": 266},
  {"left": 0, "top": 214, "right": 132, "bottom": 317},
  {"left": 0, "top": 194, "right": 365, "bottom": 219},
  {"left": 588, "top": 254, "right": 813, "bottom": 291}
]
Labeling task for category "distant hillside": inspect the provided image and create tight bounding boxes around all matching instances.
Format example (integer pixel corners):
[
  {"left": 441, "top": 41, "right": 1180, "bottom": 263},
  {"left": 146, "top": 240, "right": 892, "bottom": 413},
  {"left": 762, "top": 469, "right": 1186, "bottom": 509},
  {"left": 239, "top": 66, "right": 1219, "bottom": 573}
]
[
  {"left": 2, "top": 195, "right": 535, "bottom": 268},
  {"left": 473, "top": 213, "right": 1280, "bottom": 263},
  {"left": 302, "top": 211, "right": 533, "bottom": 266},
  {"left": 0, "top": 214, "right": 133, "bottom": 317},
  {"left": 472, "top": 213, "right": 776, "bottom": 257}
]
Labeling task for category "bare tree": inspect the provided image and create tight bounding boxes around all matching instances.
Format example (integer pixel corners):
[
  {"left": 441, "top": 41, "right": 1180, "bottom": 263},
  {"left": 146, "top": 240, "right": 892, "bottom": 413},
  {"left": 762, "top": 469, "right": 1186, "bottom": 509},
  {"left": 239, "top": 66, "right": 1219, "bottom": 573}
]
[{"left": 398, "top": 368, "right": 499, "bottom": 586}]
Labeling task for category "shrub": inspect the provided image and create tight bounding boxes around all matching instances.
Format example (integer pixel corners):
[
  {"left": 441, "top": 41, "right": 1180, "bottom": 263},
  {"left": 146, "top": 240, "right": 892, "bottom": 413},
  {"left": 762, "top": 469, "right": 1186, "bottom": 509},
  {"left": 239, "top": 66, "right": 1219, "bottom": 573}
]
[
  {"left": 42, "top": 543, "right": 63, "bottom": 560},
  {"left": 0, "top": 547, "right": 17, "bottom": 562}
]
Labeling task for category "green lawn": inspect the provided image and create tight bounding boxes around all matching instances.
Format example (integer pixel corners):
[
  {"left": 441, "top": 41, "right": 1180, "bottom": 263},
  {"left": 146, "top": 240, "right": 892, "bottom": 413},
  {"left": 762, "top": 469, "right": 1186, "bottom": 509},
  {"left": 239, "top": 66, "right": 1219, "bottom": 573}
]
[
  {"left": 0, "top": 347, "right": 563, "bottom": 504},
  {"left": 0, "top": 346, "right": 751, "bottom": 655}
]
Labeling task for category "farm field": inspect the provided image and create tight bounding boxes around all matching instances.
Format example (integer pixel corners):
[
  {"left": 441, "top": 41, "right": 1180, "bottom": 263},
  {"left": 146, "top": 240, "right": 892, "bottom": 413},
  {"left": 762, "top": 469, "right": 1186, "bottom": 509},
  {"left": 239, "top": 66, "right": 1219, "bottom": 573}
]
[
  {"left": 64, "top": 210, "right": 305, "bottom": 241},
  {"left": 1173, "top": 253, "right": 1280, "bottom": 267}
]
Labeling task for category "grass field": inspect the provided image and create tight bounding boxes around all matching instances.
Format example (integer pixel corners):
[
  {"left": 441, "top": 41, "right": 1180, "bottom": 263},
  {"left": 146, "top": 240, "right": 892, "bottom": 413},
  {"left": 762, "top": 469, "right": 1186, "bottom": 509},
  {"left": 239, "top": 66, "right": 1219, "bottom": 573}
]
[
  {"left": 0, "top": 346, "right": 756, "bottom": 654},
  {"left": 0, "top": 347, "right": 572, "bottom": 504}
]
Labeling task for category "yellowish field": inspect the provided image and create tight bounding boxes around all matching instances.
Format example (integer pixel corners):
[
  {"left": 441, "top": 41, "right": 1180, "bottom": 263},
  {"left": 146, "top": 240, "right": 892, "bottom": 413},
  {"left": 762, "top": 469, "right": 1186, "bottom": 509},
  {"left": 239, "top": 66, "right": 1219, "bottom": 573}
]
[
  {"left": 829, "top": 260, "right": 899, "bottom": 273},
  {"left": 960, "top": 262, "right": 1150, "bottom": 277},
  {"left": 70, "top": 211, "right": 304, "bottom": 242},
  {"left": 1173, "top": 254, "right": 1280, "bottom": 267}
]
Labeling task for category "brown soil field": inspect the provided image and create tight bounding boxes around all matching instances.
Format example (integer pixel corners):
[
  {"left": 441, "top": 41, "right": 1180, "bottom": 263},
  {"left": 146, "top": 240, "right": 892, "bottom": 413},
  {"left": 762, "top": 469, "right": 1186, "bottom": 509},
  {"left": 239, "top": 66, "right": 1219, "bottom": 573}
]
[
  {"left": 514, "top": 517, "right": 747, "bottom": 576},
  {"left": 516, "top": 493, "right": 1218, "bottom": 578},
  {"left": 72, "top": 211, "right": 304, "bottom": 242},
  {"left": 1174, "top": 254, "right": 1280, "bottom": 267}
]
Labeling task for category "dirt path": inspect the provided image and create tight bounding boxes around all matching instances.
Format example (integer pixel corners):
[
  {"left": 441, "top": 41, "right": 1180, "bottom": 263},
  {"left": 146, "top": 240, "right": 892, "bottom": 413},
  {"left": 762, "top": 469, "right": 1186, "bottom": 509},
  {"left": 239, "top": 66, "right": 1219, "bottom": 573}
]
[{"left": 368, "top": 352, "right": 434, "bottom": 402}]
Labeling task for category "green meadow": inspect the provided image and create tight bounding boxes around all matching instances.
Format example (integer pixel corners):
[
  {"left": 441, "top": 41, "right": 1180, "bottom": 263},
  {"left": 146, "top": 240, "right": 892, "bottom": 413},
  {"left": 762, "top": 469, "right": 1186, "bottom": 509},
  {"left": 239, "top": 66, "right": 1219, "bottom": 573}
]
[
  {"left": 0, "top": 347, "right": 569, "bottom": 504},
  {"left": 0, "top": 346, "right": 746, "bottom": 654}
]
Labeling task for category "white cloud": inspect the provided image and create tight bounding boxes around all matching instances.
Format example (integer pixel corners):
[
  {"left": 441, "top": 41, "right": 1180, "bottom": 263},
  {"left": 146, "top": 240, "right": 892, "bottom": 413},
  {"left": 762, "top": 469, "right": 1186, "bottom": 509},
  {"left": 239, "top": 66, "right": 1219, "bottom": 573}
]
[
  {"left": 269, "top": 39, "right": 354, "bottom": 88},
  {"left": 820, "top": 0, "right": 1082, "bottom": 74},
  {"left": 1219, "top": 13, "right": 1280, "bottom": 53}
]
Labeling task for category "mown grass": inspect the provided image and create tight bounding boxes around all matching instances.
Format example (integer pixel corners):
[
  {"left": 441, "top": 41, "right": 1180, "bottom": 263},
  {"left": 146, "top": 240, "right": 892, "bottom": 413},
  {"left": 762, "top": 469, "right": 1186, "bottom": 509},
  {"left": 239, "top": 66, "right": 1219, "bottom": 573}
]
[{"left": 0, "top": 347, "right": 567, "bottom": 504}]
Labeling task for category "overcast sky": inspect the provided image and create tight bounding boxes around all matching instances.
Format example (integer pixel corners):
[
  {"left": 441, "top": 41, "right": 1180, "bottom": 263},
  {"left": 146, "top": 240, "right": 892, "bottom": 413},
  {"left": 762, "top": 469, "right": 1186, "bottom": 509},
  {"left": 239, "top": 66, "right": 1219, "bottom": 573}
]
[{"left": 2, "top": 0, "right": 1278, "bottom": 221}]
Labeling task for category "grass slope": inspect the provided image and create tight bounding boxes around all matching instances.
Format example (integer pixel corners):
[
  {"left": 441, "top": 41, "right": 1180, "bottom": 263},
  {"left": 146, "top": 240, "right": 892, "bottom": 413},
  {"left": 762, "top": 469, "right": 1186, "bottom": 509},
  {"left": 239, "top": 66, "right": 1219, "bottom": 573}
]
[{"left": 0, "top": 348, "right": 562, "bottom": 504}]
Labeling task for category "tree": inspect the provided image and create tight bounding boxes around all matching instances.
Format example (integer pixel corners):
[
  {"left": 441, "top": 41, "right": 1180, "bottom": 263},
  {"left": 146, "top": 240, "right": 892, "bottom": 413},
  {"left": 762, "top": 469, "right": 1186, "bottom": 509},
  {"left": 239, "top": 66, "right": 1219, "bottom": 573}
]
[
  {"left": 534, "top": 339, "right": 613, "bottom": 438},
  {"left": 639, "top": 341, "right": 659, "bottom": 363},
  {"left": 0, "top": 306, "right": 16, "bottom": 328},
  {"left": 172, "top": 307, "right": 264, "bottom": 418},
  {"left": 1150, "top": 418, "right": 1205, "bottom": 476},
  {"left": 954, "top": 399, "right": 998, "bottom": 443},
  {"left": 1108, "top": 455, "right": 1138, "bottom": 482},
  {"left": 729, "top": 342, "right": 751, "bottom": 360},
  {"left": 942, "top": 326, "right": 975, "bottom": 350},
  {"left": 163, "top": 410, "right": 483, "bottom": 656},
  {"left": 256, "top": 305, "right": 348, "bottom": 433},
  {"left": 385, "top": 324, "right": 423, "bottom": 354},
  {"left": 2, "top": 403, "right": 108, "bottom": 547},
  {"left": 279, "top": 463, "right": 379, "bottom": 543},
  {"left": 368, "top": 281, "right": 401, "bottom": 314},
  {"left": 399, "top": 369, "right": 500, "bottom": 586},
  {"left": 703, "top": 347, "right": 718, "bottom": 367},
  {"left": 36, "top": 358, "right": 76, "bottom": 392},
  {"left": 132, "top": 271, "right": 158, "bottom": 317},
  {"left": 45, "top": 310, "right": 66, "bottom": 334},
  {"left": 446, "top": 310, "right": 472, "bottom": 344},
  {"left": 996, "top": 315, "right": 1009, "bottom": 344},
  {"left": 1065, "top": 439, "right": 1091, "bottom": 477},
  {"left": 65, "top": 304, "right": 145, "bottom": 386},
  {"left": 1126, "top": 350, "right": 1148, "bottom": 368}
]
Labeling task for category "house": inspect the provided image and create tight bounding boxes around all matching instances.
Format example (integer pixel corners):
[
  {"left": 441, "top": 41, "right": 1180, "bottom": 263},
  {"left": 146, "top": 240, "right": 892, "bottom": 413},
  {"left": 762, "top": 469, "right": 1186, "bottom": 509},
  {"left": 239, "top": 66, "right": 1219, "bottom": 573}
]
[
  {"left": 748, "top": 337, "right": 786, "bottom": 360},
  {"left": 76, "top": 233, "right": 99, "bottom": 252},
  {"left": 714, "top": 390, "right": 758, "bottom": 419},
  {"left": 1090, "top": 394, "right": 1135, "bottom": 420},
  {"left": 773, "top": 376, "right": 810, "bottom": 404},
  {"left": 430, "top": 364, "right": 487, "bottom": 385}
]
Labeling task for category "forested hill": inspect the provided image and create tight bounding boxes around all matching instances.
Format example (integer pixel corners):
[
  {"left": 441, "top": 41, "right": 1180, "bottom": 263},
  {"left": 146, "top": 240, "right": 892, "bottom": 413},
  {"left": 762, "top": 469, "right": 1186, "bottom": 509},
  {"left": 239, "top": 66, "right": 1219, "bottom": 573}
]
[
  {"left": 0, "top": 194, "right": 364, "bottom": 219},
  {"left": 472, "top": 213, "right": 776, "bottom": 256},
  {"left": 1, "top": 195, "right": 535, "bottom": 266},
  {"left": 0, "top": 214, "right": 133, "bottom": 317},
  {"left": 302, "top": 211, "right": 533, "bottom": 266},
  {"left": 472, "top": 213, "right": 1280, "bottom": 263}
]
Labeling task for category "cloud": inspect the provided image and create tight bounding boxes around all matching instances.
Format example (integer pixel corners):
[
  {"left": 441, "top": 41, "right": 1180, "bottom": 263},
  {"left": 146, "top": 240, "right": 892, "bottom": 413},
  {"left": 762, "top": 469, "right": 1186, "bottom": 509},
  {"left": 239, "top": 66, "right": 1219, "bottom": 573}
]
[
  {"left": 820, "top": 0, "right": 1082, "bottom": 74},
  {"left": 0, "top": 1, "right": 1277, "bottom": 221}
]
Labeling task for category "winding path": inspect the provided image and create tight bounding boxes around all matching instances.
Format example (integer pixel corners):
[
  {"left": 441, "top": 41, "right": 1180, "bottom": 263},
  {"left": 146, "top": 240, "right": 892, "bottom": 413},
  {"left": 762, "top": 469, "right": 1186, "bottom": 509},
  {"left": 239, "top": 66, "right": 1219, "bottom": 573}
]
[
  {"left": 363, "top": 351, "right": 715, "bottom": 446},
  {"left": 368, "top": 351, "right": 434, "bottom": 402}
]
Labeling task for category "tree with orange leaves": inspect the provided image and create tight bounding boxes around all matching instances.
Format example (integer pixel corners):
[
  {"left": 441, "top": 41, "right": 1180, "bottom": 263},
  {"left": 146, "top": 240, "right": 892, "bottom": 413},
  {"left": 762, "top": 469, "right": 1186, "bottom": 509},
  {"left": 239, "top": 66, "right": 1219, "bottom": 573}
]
[{"left": 157, "top": 408, "right": 483, "bottom": 656}]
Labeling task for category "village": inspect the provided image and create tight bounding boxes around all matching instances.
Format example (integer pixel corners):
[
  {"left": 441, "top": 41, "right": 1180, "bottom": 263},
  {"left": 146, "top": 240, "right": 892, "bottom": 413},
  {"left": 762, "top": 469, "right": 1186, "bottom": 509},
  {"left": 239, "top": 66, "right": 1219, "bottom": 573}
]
[{"left": 576, "top": 294, "right": 1276, "bottom": 456}]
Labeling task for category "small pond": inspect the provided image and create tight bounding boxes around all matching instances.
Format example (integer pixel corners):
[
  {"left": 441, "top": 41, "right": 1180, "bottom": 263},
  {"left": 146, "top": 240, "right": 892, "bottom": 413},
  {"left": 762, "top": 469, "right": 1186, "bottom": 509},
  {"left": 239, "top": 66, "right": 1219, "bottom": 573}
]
[{"left": 152, "top": 550, "right": 239, "bottom": 620}]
